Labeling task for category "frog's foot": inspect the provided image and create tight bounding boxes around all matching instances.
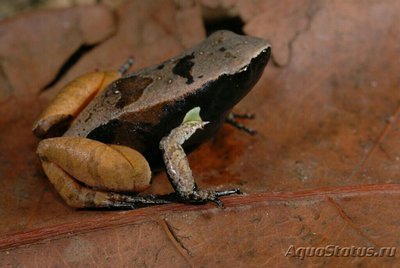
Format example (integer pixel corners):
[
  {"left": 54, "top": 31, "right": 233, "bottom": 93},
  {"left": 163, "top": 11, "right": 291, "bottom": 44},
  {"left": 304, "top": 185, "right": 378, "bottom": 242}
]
[
  {"left": 36, "top": 136, "right": 165, "bottom": 209},
  {"left": 103, "top": 193, "right": 174, "bottom": 209},
  {"left": 160, "top": 108, "right": 242, "bottom": 207},
  {"left": 226, "top": 112, "right": 256, "bottom": 135}
]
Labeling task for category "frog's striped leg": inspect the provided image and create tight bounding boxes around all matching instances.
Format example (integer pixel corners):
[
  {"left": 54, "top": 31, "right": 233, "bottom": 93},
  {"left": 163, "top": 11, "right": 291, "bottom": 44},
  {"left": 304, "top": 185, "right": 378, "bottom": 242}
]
[
  {"left": 159, "top": 108, "right": 241, "bottom": 207},
  {"left": 37, "top": 136, "right": 172, "bottom": 209},
  {"left": 225, "top": 112, "right": 257, "bottom": 135}
]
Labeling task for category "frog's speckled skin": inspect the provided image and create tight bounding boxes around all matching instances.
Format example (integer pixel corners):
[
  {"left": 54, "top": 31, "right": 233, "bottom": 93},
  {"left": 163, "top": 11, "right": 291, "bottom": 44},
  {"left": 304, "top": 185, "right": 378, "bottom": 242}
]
[{"left": 64, "top": 30, "right": 271, "bottom": 167}]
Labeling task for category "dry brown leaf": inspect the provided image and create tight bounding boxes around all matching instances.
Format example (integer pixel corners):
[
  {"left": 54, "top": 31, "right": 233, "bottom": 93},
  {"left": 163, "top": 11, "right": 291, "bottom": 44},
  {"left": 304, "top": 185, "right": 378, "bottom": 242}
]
[{"left": 0, "top": 0, "right": 399, "bottom": 266}]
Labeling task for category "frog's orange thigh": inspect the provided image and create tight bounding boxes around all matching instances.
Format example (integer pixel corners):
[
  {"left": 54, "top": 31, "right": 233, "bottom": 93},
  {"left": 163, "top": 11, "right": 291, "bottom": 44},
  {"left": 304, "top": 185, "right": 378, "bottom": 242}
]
[
  {"left": 37, "top": 137, "right": 151, "bottom": 194},
  {"left": 33, "top": 71, "right": 120, "bottom": 138}
]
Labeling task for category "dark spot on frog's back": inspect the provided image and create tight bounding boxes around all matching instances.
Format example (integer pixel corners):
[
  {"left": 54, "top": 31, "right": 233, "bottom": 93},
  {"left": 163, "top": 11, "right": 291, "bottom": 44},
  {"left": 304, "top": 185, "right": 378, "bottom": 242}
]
[
  {"left": 114, "top": 76, "right": 153, "bottom": 109},
  {"left": 225, "top": 51, "right": 236, "bottom": 58},
  {"left": 172, "top": 53, "right": 195, "bottom": 84}
]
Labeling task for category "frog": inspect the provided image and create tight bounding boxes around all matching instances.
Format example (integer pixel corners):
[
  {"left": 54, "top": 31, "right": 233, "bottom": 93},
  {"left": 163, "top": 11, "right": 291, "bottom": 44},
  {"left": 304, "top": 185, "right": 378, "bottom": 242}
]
[{"left": 32, "top": 30, "right": 271, "bottom": 209}]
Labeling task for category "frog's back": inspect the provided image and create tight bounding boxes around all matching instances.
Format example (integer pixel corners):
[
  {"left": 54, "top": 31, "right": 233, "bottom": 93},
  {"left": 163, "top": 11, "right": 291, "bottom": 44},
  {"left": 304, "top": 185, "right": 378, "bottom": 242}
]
[{"left": 65, "top": 30, "right": 270, "bottom": 165}]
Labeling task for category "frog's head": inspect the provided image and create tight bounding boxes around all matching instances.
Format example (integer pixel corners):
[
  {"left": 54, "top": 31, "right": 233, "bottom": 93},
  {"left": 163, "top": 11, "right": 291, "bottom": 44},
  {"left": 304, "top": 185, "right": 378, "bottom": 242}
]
[{"left": 180, "top": 30, "right": 271, "bottom": 119}]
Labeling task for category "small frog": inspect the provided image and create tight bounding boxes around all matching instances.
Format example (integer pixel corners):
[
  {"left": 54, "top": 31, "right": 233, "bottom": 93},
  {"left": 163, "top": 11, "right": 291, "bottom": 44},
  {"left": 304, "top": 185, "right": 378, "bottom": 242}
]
[{"left": 32, "top": 30, "right": 271, "bottom": 209}]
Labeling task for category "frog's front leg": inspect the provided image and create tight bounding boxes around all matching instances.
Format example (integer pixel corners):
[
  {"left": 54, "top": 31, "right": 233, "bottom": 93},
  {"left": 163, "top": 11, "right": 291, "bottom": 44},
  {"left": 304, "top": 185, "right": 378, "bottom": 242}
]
[
  {"left": 160, "top": 109, "right": 241, "bottom": 206},
  {"left": 226, "top": 112, "right": 257, "bottom": 135},
  {"left": 37, "top": 137, "right": 171, "bottom": 208}
]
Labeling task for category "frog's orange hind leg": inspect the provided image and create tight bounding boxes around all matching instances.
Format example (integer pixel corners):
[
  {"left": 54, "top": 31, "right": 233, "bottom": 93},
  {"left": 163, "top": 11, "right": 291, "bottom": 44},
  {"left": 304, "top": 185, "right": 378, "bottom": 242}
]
[
  {"left": 37, "top": 137, "right": 170, "bottom": 208},
  {"left": 42, "top": 161, "right": 171, "bottom": 208},
  {"left": 33, "top": 71, "right": 121, "bottom": 138}
]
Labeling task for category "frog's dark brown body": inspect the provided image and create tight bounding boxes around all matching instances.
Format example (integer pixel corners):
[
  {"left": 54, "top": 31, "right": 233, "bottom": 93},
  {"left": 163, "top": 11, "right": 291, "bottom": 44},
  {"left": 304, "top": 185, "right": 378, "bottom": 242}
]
[
  {"left": 34, "top": 30, "right": 271, "bottom": 209},
  {"left": 65, "top": 31, "right": 270, "bottom": 167}
]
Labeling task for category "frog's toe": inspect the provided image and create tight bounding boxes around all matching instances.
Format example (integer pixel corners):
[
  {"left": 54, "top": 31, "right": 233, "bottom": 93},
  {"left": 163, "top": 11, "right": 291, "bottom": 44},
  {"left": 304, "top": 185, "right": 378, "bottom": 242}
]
[
  {"left": 230, "top": 112, "right": 255, "bottom": 119},
  {"left": 179, "top": 188, "right": 241, "bottom": 207}
]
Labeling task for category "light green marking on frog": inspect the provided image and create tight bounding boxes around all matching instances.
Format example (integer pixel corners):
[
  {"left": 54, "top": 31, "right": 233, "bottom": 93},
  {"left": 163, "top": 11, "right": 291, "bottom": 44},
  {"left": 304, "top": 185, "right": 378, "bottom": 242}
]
[{"left": 182, "top": 106, "right": 203, "bottom": 124}]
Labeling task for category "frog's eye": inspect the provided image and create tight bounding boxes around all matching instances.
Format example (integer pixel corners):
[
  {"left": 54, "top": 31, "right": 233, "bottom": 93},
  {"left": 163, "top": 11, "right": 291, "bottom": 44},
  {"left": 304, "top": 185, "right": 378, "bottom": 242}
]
[{"left": 182, "top": 107, "right": 202, "bottom": 124}]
